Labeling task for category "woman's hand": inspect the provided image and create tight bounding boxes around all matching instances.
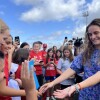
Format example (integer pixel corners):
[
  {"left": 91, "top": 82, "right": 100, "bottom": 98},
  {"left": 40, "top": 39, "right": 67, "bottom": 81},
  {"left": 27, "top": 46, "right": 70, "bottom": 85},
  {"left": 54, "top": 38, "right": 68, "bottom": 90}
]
[
  {"left": 53, "top": 85, "right": 76, "bottom": 99},
  {"left": 53, "top": 87, "right": 70, "bottom": 99},
  {"left": 39, "top": 82, "right": 54, "bottom": 93},
  {"left": 8, "top": 45, "right": 15, "bottom": 55},
  {"left": 68, "top": 85, "right": 76, "bottom": 97}
]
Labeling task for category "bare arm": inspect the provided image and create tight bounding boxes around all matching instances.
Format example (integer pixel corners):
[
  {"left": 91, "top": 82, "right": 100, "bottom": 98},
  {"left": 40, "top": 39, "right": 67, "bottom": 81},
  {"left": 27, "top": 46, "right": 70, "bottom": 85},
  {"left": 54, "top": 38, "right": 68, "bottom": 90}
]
[
  {"left": 0, "top": 79, "right": 25, "bottom": 96},
  {"left": 57, "top": 69, "right": 63, "bottom": 75},
  {"left": 53, "top": 71, "right": 100, "bottom": 99},
  {"left": 64, "top": 71, "right": 100, "bottom": 97},
  {"left": 52, "top": 68, "right": 76, "bottom": 86},
  {"left": 79, "top": 71, "right": 100, "bottom": 89},
  {"left": 59, "top": 39, "right": 66, "bottom": 51},
  {"left": 39, "top": 68, "right": 76, "bottom": 93},
  {"left": 25, "top": 90, "right": 37, "bottom": 100}
]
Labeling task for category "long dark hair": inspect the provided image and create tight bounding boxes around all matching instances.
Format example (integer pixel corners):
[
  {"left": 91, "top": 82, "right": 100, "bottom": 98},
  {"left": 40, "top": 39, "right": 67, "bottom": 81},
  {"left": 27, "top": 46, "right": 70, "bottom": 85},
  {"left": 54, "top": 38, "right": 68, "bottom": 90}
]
[
  {"left": 82, "top": 18, "right": 100, "bottom": 65},
  {"left": 62, "top": 46, "right": 74, "bottom": 62},
  {"left": 12, "top": 48, "right": 29, "bottom": 65},
  {"left": 20, "top": 42, "right": 29, "bottom": 48},
  {"left": 46, "top": 48, "right": 54, "bottom": 64},
  {"left": 55, "top": 49, "right": 62, "bottom": 60}
]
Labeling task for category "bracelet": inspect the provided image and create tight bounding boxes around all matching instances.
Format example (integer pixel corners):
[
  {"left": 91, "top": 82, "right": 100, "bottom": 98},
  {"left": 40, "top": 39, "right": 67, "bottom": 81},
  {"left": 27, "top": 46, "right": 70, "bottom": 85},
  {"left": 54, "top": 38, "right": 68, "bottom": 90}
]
[
  {"left": 78, "top": 83, "right": 82, "bottom": 90},
  {"left": 74, "top": 84, "right": 80, "bottom": 93}
]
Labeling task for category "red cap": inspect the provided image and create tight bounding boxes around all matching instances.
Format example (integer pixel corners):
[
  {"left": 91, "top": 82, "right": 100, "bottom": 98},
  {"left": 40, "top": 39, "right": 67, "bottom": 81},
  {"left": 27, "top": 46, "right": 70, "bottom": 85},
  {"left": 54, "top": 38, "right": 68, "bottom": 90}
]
[{"left": 43, "top": 43, "right": 47, "bottom": 48}]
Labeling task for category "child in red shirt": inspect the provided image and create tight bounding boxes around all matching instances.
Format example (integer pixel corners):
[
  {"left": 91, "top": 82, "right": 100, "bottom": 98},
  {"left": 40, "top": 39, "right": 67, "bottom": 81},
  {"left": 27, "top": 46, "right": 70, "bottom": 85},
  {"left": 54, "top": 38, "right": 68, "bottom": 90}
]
[
  {"left": 44, "top": 48, "right": 56, "bottom": 99},
  {"left": 30, "top": 42, "right": 44, "bottom": 86}
]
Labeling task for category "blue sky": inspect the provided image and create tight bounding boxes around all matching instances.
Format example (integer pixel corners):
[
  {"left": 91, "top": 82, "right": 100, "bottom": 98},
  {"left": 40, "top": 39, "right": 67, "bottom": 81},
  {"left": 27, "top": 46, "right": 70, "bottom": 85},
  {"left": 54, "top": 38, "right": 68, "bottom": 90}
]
[{"left": 0, "top": 0, "right": 100, "bottom": 48}]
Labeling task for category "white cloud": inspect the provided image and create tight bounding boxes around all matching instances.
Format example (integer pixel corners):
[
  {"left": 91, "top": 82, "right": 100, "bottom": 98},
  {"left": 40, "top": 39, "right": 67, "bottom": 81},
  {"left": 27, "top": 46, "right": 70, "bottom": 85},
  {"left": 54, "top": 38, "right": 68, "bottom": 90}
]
[
  {"left": 13, "top": 0, "right": 100, "bottom": 23},
  {"left": 72, "top": 0, "right": 100, "bottom": 38},
  {"left": 25, "top": 29, "right": 70, "bottom": 48},
  {"left": 13, "top": 0, "right": 86, "bottom": 22},
  {"left": 72, "top": 25, "right": 86, "bottom": 38},
  {"left": 26, "top": 30, "right": 66, "bottom": 41},
  {"left": 13, "top": 0, "right": 100, "bottom": 25},
  {"left": 12, "top": 0, "right": 100, "bottom": 47},
  {"left": 87, "top": 0, "right": 100, "bottom": 22}
]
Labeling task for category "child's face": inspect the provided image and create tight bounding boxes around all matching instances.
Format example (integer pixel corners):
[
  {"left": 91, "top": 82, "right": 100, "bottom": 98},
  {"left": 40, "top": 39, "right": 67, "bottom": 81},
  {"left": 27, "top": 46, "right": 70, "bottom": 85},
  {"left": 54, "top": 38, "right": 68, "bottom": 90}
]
[
  {"left": 0, "top": 59, "right": 5, "bottom": 82},
  {"left": 48, "top": 50, "right": 53, "bottom": 57},
  {"left": 64, "top": 50, "right": 70, "bottom": 58},
  {"left": 0, "top": 34, "right": 9, "bottom": 55},
  {"left": 57, "top": 51, "right": 61, "bottom": 57},
  {"left": 33, "top": 44, "right": 40, "bottom": 52}
]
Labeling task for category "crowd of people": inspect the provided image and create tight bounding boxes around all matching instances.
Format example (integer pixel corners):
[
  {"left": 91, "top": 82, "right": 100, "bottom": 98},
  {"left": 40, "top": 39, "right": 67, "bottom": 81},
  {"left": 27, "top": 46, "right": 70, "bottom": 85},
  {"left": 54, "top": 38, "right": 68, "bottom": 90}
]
[{"left": 0, "top": 18, "right": 100, "bottom": 100}]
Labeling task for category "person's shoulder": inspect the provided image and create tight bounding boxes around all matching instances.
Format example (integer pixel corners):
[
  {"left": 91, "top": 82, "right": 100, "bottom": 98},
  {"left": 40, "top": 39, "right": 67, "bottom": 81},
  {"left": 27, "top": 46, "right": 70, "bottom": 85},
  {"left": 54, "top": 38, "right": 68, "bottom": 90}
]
[
  {"left": 74, "top": 53, "right": 83, "bottom": 59},
  {"left": 59, "top": 58, "right": 64, "bottom": 62},
  {"left": 93, "top": 49, "right": 100, "bottom": 54},
  {"left": 59, "top": 58, "right": 63, "bottom": 60},
  {"left": 30, "top": 50, "right": 35, "bottom": 55}
]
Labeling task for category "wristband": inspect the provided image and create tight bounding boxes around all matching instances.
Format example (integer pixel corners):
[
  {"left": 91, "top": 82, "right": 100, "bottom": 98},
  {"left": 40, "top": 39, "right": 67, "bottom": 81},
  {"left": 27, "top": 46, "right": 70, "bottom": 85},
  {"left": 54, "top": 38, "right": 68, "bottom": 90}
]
[
  {"left": 74, "top": 84, "right": 80, "bottom": 93},
  {"left": 78, "top": 83, "right": 82, "bottom": 90}
]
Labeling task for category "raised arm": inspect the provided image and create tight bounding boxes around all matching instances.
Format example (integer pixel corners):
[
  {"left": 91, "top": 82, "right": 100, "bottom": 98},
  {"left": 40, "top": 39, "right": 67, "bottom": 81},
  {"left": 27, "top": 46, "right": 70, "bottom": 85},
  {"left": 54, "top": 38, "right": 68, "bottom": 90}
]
[
  {"left": 0, "top": 79, "right": 25, "bottom": 96},
  {"left": 21, "top": 60, "right": 37, "bottom": 100}
]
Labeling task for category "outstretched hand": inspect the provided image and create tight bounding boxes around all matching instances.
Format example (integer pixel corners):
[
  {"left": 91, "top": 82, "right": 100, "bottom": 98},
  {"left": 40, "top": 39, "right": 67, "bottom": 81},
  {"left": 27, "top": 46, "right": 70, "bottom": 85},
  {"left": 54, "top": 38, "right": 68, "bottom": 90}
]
[
  {"left": 53, "top": 85, "right": 76, "bottom": 99},
  {"left": 68, "top": 85, "right": 76, "bottom": 97},
  {"left": 53, "top": 87, "right": 70, "bottom": 99},
  {"left": 39, "top": 82, "right": 54, "bottom": 94}
]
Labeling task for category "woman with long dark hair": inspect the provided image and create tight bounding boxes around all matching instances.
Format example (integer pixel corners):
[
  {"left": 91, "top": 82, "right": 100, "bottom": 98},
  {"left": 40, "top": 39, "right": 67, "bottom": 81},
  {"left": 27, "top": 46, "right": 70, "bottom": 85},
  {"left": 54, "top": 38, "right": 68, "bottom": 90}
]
[{"left": 40, "top": 18, "right": 100, "bottom": 100}]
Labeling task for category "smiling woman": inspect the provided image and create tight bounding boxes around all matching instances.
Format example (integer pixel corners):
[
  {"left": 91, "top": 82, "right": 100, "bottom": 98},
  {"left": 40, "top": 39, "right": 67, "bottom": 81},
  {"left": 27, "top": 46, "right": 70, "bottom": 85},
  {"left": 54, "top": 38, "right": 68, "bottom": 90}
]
[
  {"left": 82, "top": 18, "right": 100, "bottom": 65},
  {"left": 39, "top": 18, "right": 100, "bottom": 100}
]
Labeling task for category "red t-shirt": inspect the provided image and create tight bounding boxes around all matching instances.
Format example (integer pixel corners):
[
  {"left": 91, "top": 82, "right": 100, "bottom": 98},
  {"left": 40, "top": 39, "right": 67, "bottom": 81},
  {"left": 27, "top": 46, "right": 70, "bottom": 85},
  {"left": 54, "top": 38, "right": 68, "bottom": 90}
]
[
  {"left": 30, "top": 50, "right": 43, "bottom": 75},
  {"left": 41, "top": 50, "right": 47, "bottom": 61},
  {"left": 0, "top": 56, "right": 11, "bottom": 100},
  {"left": 55, "top": 59, "right": 59, "bottom": 65},
  {"left": 44, "top": 58, "right": 56, "bottom": 76},
  {"left": 15, "top": 65, "right": 22, "bottom": 79},
  {"left": 54, "top": 58, "right": 60, "bottom": 75}
]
